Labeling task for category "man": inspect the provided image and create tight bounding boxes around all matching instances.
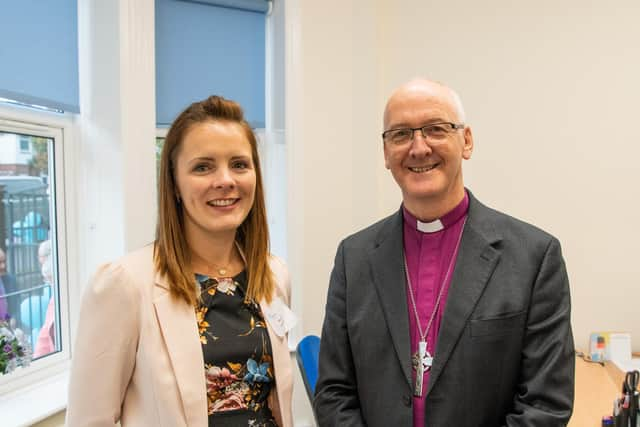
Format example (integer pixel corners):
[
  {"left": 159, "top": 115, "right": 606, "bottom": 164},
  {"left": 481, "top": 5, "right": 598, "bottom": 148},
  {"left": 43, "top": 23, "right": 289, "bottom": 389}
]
[{"left": 314, "top": 79, "right": 574, "bottom": 427}]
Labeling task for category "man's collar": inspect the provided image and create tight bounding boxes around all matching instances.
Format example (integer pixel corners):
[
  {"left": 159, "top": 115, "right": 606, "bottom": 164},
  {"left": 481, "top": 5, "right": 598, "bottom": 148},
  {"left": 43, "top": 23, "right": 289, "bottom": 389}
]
[{"left": 402, "top": 191, "right": 469, "bottom": 233}]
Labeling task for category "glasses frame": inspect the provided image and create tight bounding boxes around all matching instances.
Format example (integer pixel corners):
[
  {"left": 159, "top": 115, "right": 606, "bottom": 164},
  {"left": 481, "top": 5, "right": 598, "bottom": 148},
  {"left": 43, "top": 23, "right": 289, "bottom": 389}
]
[{"left": 382, "top": 122, "right": 465, "bottom": 145}]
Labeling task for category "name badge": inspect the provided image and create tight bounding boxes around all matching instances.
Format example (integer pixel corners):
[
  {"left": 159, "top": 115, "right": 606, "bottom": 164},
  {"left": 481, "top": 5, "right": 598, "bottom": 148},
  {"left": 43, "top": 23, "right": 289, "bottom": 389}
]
[{"left": 262, "top": 297, "right": 297, "bottom": 337}]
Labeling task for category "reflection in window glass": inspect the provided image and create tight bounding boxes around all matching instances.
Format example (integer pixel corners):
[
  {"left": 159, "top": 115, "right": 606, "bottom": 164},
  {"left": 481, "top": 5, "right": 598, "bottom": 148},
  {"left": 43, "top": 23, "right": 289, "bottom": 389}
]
[{"left": 0, "top": 131, "right": 59, "bottom": 369}]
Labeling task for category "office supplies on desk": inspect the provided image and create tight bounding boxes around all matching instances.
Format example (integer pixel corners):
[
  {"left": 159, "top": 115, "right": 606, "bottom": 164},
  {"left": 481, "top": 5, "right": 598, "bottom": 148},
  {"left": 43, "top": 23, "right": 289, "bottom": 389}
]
[
  {"left": 624, "top": 370, "right": 639, "bottom": 393},
  {"left": 626, "top": 371, "right": 639, "bottom": 427},
  {"left": 613, "top": 359, "right": 640, "bottom": 374},
  {"left": 591, "top": 332, "right": 613, "bottom": 362},
  {"left": 611, "top": 334, "right": 633, "bottom": 362},
  {"left": 602, "top": 415, "right": 614, "bottom": 426},
  {"left": 612, "top": 370, "right": 640, "bottom": 426}
]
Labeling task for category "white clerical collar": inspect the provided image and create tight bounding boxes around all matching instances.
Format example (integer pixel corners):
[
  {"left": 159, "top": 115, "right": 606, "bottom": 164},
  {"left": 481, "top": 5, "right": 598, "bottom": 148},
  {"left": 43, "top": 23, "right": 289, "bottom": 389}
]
[{"left": 416, "top": 218, "right": 444, "bottom": 233}]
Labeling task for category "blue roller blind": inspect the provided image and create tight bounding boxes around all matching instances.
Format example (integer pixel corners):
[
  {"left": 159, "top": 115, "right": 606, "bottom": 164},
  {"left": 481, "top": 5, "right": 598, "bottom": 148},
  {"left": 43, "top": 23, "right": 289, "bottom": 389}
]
[
  {"left": 0, "top": 0, "right": 79, "bottom": 113},
  {"left": 156, "top": 0, "right": 267, "bottom": 127}
]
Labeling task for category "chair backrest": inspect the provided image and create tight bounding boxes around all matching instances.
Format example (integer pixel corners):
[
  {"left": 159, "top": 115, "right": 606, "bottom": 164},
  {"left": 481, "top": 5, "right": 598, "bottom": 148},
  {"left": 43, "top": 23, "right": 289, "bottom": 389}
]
[{"left": 296, "top": 335, "right": 321, "bottom": 402}]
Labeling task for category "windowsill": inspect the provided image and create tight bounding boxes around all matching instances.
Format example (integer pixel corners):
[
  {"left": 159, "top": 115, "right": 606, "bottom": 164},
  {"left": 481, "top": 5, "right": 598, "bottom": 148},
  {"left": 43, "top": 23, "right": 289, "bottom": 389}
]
[{"left": 1, "top": 371, "right": 68, "bottom": 427}]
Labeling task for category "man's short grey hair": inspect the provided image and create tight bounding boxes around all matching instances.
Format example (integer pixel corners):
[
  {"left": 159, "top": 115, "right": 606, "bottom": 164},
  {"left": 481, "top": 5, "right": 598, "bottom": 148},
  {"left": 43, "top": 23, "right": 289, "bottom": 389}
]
[
  {"left": 448, "top": 88, "right": 466, "bottom": 123},
  {"left": 386, "top": 78, "right": 468, "bottom": 125}
]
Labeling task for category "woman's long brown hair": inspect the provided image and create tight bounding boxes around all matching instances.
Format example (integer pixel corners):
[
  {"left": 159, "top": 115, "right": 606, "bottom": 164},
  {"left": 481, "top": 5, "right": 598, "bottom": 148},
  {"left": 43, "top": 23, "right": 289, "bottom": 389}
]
[{"left": 154, "top": 95, "right": 274, "bottom": 306}]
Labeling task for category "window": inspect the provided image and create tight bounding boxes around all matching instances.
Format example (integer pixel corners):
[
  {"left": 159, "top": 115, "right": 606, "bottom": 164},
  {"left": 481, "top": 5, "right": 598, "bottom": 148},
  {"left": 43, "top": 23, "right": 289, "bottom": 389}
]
[
  {"left": 18, "top": 135, "right": 30, "bottom": 153},
  {"left": 1, "top": 133, "right": 58, "bottom": 361},
  {"left": 155, "top": 0, "right": 266, "bottom": 127},
  {"left": 0, "top": 110, "right": 71, "bottom": 400}
]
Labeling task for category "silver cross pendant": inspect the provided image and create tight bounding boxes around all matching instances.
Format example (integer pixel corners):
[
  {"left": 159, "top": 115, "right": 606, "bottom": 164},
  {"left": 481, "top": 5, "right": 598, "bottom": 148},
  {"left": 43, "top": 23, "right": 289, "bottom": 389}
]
[{"left": 411, "top": 340, "right": 433, "bottom": 397}]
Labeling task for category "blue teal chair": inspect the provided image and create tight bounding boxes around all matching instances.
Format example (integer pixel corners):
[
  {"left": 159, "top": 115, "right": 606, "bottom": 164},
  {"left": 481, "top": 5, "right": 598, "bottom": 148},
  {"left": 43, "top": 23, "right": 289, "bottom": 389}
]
[{"left": 295, "top": 335, "right": 320, "bottom": 401}]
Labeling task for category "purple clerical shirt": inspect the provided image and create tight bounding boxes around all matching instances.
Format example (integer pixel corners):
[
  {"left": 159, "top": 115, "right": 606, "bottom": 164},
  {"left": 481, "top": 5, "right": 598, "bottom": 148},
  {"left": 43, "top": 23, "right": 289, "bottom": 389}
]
[{"left": 403, "top": 191, "right": 469, "bottom": 427}]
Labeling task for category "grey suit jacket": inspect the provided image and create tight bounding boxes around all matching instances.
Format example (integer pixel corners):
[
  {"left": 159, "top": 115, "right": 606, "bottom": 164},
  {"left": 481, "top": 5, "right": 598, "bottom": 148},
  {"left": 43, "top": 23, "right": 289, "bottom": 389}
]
[{"left": 314, "top": 192, "right": 574, "bottom": 427}]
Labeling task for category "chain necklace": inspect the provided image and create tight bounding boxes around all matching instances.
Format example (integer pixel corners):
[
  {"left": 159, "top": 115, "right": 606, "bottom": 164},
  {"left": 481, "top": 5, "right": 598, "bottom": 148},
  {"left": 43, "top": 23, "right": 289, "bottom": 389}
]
[
  {"left": 403, "top": 218, "right": 466, "bottom": 397},
  {"left": 192, "top": 248, "right": 237, "bottom": 278}
]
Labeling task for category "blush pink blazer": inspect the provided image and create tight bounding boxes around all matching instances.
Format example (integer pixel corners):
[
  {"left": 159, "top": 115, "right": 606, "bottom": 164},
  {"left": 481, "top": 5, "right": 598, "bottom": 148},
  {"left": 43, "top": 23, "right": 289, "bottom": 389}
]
[{"left": 66, "top": 245, "right": 294, "bottom": 427}]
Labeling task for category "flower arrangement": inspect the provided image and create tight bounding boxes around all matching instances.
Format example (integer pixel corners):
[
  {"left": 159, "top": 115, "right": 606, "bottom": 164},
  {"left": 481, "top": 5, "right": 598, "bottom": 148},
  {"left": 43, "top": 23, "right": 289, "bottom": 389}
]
[{"left": 0, "top": 315, "right": 31, "bottom": 375}]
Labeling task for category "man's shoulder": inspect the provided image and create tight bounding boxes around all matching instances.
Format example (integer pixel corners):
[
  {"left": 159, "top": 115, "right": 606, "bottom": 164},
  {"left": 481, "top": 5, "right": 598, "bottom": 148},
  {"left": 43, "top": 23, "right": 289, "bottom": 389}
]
[
  {"left": 470, "top": 196, "right": 558, "bottom": 246},
  {"left": 340, "top": 211, "right": 399, "bottom": 249}
]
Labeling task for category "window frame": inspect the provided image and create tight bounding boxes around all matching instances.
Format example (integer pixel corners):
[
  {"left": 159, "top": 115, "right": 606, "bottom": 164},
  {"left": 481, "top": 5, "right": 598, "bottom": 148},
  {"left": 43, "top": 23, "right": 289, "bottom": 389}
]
[
  {"left": 156, "top": 127, "right": 168, "bottom": 139},
  {"left": 0, "top": 102, "right": 76, "bottom": 421}
]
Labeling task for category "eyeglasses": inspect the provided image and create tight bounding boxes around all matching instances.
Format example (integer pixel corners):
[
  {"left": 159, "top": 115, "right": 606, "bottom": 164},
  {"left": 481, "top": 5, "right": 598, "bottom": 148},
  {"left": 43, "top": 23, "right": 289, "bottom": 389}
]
[{"left": 382, "top": 122, "right": 465, "bottom": 146}]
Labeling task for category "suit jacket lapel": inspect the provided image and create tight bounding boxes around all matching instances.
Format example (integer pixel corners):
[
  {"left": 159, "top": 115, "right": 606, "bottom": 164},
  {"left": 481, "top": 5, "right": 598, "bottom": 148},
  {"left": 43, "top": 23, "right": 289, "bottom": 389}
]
[
  {"left": 426, "top": 195, "right": 502, "bottom": 396},
  {"left": 153, "top": 273, "right": 207, "bottom": 426},
  {"left": 368, "top": 211, "right": 412, "bottom": 388}
]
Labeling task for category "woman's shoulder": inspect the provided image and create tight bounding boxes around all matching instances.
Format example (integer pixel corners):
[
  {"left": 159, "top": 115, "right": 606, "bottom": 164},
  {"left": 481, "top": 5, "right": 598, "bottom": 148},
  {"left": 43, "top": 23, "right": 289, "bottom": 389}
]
[
  {"left": 86, "top": 244, "right": 156, "bottom": 298},
  {"left": 268, "top": 253, "right": 287, "bottom": 273},
  {"left": 116, "top": 244, "right": 156, "bottom": 274},
  {"left": 268, "top": 254, "right": 291, "bottom": 304}
]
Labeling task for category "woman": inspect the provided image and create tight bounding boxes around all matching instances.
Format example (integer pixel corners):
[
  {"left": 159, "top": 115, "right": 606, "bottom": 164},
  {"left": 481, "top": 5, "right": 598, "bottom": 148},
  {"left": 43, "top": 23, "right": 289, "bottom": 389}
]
[{"left": 67, "top": 96, "right": 295, "bottom": 426}]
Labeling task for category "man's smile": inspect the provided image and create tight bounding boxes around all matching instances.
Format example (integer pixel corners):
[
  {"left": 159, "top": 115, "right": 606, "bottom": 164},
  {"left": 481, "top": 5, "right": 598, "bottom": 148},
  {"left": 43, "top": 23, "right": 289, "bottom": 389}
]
[{"left": 407, "top": 163, "right": 439, "bottom": 173}]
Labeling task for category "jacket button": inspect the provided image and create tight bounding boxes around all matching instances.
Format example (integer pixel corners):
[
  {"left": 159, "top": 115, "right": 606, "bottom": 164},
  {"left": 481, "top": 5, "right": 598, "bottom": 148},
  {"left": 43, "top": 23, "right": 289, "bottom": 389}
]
[{"left": 403, "top": 395, "right": 412, "bottom": 407}]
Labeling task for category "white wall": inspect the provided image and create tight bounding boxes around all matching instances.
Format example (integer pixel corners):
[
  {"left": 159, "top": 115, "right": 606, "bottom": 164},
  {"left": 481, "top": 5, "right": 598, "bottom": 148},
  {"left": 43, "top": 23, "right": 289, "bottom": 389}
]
[
  {"left": 76, "top": 0, "right": 157, "bottom": 286},
  {"left": 292, "top": 0, "right": 640, "bottom": 350},
  {"left": 286, "top": 0, "right": 383, "bottom": 336},
  {"left": 376, "top": 0, "right": 640, "bottom": 352},
  {"left": 285, "top": 1, "right": 385, "bottom": 423}
]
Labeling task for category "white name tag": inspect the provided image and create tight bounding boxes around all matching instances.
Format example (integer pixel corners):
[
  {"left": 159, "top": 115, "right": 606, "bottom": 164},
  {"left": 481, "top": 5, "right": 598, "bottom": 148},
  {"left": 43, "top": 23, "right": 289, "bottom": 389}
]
[{"left": 262, "top": 297, "right": 297, "bottom": 337}]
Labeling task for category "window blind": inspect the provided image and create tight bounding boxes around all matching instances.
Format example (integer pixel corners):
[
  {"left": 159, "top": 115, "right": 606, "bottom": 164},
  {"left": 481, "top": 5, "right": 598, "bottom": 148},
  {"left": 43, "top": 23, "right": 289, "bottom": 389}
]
[
  {"left": 0, "top": 0, "right": 80, "bottom": 113},
  {"left": 156, "top": 0, "right": 267, "bottom": 127}
]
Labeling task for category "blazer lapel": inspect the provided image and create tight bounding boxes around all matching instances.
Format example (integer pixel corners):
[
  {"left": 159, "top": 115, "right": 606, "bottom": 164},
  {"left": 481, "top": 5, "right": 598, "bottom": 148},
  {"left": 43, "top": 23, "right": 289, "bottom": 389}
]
[
  {"left": 153, "top": 274, "right": 207, "bottom": 427},
  {"left": 426, "top": 196, "right": 502, "bottom": 396},
  {"left": 261, "top": 296, "right": 291, "bottom": 427},
  {"left": 368, "top": 211, "right": 412, "bottom": 388}
]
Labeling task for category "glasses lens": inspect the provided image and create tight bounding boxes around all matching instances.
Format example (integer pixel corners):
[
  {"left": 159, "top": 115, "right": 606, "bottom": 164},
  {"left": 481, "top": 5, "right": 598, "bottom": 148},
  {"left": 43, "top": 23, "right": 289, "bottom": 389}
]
[
  {"left": 387, "top": 129, "right": 412, "bottom": 144},
  {"left": 423, "top": 124, "right": 451, "bottom": 139}
]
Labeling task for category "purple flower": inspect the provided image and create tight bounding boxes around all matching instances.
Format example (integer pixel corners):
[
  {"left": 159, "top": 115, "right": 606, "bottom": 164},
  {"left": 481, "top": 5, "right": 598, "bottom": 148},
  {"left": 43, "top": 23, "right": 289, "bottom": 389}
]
[
  {"left": 3, "top": 343, "right": 13, "bottom": 357},
  {"left": 3, "top": 313, "right": 10, "bottom": 321}
]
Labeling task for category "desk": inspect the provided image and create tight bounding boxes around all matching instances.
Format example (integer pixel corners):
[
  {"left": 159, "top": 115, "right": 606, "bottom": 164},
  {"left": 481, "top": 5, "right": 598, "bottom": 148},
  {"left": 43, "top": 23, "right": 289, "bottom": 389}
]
[{"left": 569, "top": 356, "right": 622, "bottom": 426}]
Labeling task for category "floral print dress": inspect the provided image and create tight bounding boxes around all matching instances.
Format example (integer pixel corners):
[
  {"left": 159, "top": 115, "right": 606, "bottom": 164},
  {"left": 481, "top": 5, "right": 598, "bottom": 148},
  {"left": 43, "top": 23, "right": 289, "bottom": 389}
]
[{"left": 196, "top": 271, "right": 278, "bottom": 427}]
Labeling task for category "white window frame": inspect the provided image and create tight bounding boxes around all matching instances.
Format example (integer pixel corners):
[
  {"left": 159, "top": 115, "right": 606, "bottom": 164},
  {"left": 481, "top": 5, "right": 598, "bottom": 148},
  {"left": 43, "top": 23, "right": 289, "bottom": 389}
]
[
  {"left": 155, "top": 127, "right": 168, "bottom": 139},
  {"left": 0, "top": 102, "right": 77, "bottom": 426}
]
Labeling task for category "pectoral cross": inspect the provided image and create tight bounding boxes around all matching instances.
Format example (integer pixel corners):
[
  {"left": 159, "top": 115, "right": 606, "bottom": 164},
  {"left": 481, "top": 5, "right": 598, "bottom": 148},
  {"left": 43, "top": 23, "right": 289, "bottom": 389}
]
[{"left": 411, "top": 340, "right": 433, "bottom": 397}]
